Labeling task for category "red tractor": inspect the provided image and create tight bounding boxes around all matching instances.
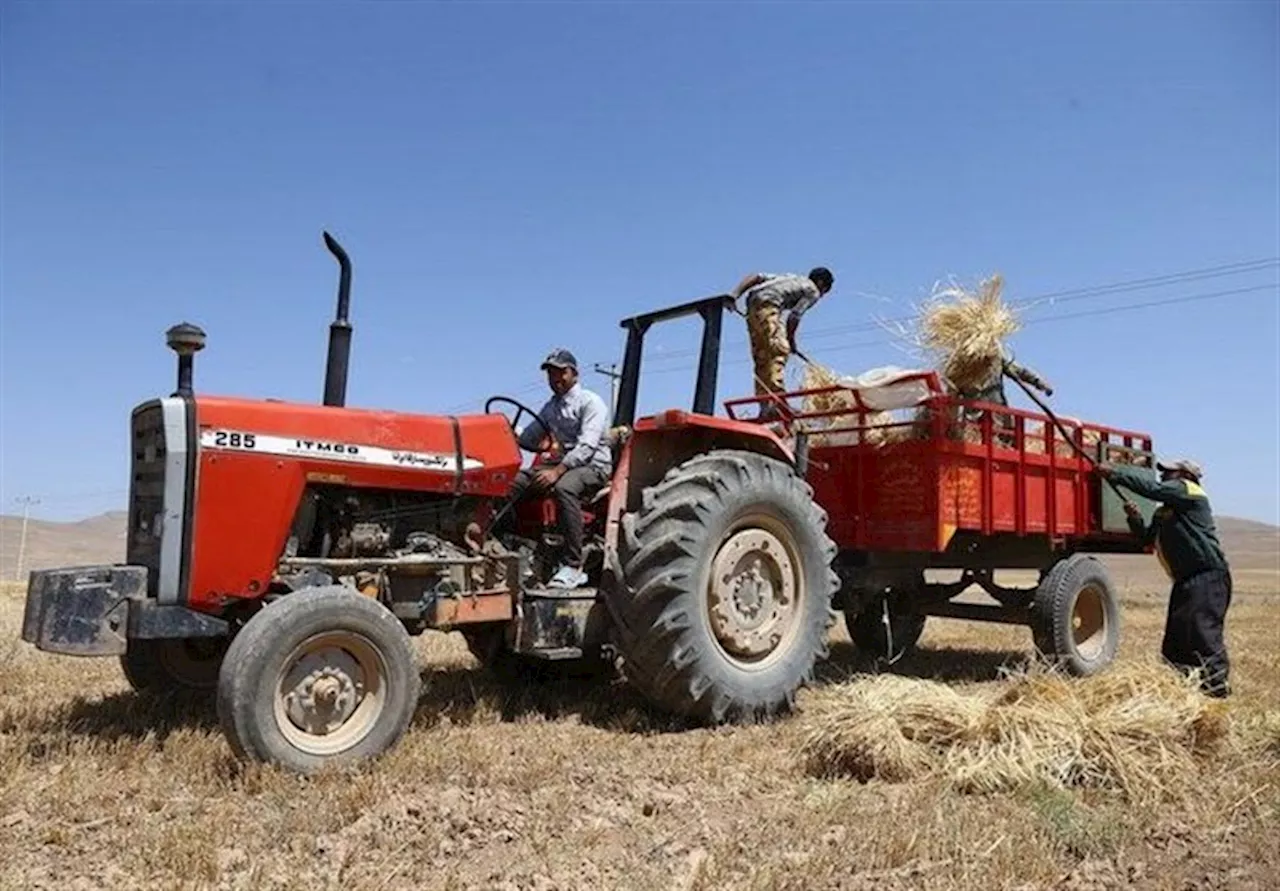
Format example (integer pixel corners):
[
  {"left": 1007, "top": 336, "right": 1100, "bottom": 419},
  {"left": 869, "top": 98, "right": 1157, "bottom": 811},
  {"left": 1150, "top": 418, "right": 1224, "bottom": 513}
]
[{"left": 21, "top": 233, "right": 841, "bottom": 773}]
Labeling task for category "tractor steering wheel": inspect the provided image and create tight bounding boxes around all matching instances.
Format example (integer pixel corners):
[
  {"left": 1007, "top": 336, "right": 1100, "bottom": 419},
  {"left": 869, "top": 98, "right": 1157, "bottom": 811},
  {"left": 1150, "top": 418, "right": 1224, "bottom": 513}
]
[{"left": 484, "top": 396, "right": 565, "bottom": 456}]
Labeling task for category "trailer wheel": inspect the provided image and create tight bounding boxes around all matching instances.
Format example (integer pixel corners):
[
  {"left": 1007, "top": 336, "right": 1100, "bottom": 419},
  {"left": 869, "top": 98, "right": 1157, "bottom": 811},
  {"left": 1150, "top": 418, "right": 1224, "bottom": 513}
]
[
  {"left": 216, "top": 586, "right": 420, "bottom": 774},
  {"left": 614, "top": 449, "right": 839, "bottom": 723},
  {"left": 845, "top": 599, "right": 927, "bottom": 662},
  {"left": 121, "top": 638, "right": 227, "bottom": 693},
  {"left": 1029, "top": 555, "right": 1121, "bottom": 677}
]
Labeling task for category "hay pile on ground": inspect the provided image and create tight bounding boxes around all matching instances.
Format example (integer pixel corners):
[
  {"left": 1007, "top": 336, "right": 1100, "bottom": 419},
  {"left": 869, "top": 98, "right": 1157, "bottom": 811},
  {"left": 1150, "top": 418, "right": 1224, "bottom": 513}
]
[{"left": 798, "top": 662, "right": 1232, "bottom": 802}]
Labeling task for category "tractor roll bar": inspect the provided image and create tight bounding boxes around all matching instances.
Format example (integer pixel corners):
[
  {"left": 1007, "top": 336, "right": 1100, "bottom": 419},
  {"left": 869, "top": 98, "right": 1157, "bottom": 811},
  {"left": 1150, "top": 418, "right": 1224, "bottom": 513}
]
[{"left": 613, "top": 294, "right": 735, "bottom": 429}]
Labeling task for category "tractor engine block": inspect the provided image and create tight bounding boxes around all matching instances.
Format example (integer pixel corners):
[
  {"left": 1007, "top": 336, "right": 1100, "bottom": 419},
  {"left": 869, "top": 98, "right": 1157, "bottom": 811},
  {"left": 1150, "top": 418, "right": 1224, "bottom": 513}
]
[{"left": 275, "top": 484, "right": 522, "bottom": 633}]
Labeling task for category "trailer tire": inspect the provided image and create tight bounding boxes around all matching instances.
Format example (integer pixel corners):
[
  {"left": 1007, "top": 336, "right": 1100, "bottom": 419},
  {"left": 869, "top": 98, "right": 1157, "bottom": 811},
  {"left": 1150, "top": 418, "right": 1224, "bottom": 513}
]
[
  {"left": 121, "top": 638, "right": 227, "bottom": 693},
  {"left": 614, "top": 449, "right": 839, "bottom": 723},
  {"left": 216, "top": 586, "right": 420, "bottom": 774},
  {"left": 1029, "top": 555, "right": 1120, "bottom": 677}
]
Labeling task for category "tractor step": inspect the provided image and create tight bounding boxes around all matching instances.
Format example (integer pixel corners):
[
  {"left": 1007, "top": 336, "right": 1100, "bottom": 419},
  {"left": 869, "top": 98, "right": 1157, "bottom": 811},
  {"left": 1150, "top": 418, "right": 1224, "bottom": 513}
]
[
  {"left": 524, "top": 646, "right": 585, "bottom": 661},
  {"left": 522, "top": 586, "right": 599, "bottom": 601},
  {"left": 516, "top": 586, "right": 606, "bottom": 657}
]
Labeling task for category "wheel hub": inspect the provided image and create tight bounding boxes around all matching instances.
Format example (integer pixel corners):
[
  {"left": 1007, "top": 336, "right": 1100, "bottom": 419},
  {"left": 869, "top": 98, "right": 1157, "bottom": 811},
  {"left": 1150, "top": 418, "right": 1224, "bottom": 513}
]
[
  {"left": 1071, "top": 584, "right": 1107, "bottom": 660},
  {"left": 280, "top": 647, "right": 365, "bottom": 738},
  {"left": 708, "top": 527, "right": 798, "bottom": 659}
]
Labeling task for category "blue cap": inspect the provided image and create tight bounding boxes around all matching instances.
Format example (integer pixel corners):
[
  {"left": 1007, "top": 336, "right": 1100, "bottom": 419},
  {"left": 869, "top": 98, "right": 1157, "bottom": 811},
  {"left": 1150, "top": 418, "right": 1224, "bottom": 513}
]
[{"left": 540, "top": 348, "right": 578, "bottom": 371}]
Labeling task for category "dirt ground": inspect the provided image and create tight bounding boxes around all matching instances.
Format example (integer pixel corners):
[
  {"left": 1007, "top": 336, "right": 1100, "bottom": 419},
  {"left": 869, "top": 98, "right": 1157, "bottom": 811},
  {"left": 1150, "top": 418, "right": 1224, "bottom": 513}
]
[{"left": 2, "top": 568, "right": 1277, "bottom": 891}]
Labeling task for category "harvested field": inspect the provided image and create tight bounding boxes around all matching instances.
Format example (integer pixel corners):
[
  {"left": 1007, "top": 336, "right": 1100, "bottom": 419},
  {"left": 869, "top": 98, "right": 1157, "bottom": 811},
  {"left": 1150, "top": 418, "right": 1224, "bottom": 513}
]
[{"left": 2, "top": 566, "right": 1278, "bottom": 891}]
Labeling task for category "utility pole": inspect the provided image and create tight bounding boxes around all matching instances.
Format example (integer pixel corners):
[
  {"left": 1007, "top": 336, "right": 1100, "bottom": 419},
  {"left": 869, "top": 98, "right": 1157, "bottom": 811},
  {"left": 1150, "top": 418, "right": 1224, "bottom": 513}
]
[
  {"left": 13, "top": 496, "right": 39, "bottom": 582},
  {"left": 593, "top": 362, "right": 621, "bottom": 413}
]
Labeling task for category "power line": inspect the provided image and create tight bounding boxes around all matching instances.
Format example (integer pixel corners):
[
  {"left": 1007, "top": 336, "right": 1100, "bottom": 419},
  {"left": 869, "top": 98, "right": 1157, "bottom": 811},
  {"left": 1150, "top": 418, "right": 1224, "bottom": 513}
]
[
  {"left": 423, "top": 259, "right": 1280, "bottom": 412},
  {"left": 638, "top": 281, "right": 1277, "bottom": 376},
  {"left": 645, "top": 256, "right": 1280, "bottom": 361},
  {"left": 809, "top": 257, "right": 1280, "bottom": 341},
  {"left": 1021, "top": 283, "right": 1277, "bottom": 325},
  {"left": 441, "top": 379, "right": 545, "bottom": 415},
  {"left": 1026, "top": 258, "right": 1278, "bottom": 303}
]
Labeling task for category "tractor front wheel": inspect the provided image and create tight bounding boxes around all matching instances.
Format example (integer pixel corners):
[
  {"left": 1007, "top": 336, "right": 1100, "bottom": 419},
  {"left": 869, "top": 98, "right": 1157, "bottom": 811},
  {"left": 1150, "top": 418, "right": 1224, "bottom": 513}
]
[
  {"left": 216, "top": 586, "right": 420, "bottom": 774},
  {"left": 1029, "top": 554, "right": 1121, "bottom": 677},
  {"left": 614, "top": 449, "right": 839, "bottom": 723}
]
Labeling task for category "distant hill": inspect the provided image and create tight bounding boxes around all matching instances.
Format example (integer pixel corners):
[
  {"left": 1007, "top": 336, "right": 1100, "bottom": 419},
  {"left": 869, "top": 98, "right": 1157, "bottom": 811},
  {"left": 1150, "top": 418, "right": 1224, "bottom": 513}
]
[
  {"left": 1209, "top": 515, "right": 1280, "bottom": 567},
  {"left": 0, "top": 509, "right": 1275, "bottom": 581},
  {"left": 0, "top": 510, "right": 129, "bottom": 580}
]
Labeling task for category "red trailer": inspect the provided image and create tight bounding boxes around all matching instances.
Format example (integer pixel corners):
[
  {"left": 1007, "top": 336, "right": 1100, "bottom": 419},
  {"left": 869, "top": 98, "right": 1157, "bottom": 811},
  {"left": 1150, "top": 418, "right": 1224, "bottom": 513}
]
[{"left": 725, "top": 370, "right": 1158, "bottom": 676}]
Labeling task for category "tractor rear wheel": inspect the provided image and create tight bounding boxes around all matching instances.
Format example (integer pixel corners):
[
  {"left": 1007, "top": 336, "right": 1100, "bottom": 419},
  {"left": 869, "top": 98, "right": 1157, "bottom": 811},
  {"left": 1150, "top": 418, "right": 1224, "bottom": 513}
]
[
  {"left": 216, "top": 586, "right": 420, "bottom": 774},
  {"left": 614, "top": 449, "right": 839, "bottom": 723},
  {"left": 121, "top": 638, "right": 228, "bottom": 693},
  {"left": 1029, "top": 554, "right": 1121, "bottom": 677}
]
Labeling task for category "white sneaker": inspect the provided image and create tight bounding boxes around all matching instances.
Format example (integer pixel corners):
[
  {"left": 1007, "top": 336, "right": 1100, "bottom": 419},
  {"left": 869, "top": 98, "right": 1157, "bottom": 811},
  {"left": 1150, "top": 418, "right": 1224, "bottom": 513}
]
[{"left": 548, "top": 565, "right": 589, "bottom": 589}]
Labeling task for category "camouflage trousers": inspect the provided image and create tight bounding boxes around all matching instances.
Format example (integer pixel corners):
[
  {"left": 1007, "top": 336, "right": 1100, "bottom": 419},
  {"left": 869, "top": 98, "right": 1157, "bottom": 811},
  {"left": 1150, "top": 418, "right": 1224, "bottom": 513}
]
[{"left": 746, "top": 300, "right": 789, "bottom": 398}]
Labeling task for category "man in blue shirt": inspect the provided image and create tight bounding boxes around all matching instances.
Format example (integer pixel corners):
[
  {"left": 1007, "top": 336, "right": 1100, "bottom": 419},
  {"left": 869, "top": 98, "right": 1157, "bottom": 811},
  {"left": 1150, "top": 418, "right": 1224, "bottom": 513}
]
[
  {"left": 504, "top": 348, "right": 613, "bottom": 589},
  {"left": 1097, "top": 457, "right": 1233, "bottom": 697}
]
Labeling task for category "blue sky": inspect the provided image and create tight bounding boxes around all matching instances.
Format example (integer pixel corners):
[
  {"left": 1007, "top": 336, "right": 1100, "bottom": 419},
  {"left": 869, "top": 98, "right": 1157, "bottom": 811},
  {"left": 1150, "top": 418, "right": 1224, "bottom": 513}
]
[{"left": 2, "top": 1, "right": 1277, "bottom": 525}]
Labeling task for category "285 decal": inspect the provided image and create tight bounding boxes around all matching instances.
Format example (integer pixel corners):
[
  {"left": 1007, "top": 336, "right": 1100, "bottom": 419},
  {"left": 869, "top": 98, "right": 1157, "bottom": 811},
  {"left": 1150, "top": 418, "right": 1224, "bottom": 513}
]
[{"left": 212, "top": 431, "right": 256, "bottom": 449}]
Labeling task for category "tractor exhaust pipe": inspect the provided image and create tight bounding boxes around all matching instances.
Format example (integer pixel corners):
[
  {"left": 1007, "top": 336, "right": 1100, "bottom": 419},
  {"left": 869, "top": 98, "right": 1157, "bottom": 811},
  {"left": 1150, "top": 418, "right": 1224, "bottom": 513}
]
[
  {"left": 165, "top": 322, "right": 206, "bottom": 398},
  {"left": 321, "top": 230, "right": 353, "bottom": 407}
]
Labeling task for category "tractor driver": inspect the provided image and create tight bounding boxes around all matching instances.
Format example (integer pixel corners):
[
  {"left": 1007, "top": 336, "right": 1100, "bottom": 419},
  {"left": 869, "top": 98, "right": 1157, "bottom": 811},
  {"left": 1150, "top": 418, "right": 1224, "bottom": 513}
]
[{"left": 503, "top": 348, "right": 613, "bottom": 589}]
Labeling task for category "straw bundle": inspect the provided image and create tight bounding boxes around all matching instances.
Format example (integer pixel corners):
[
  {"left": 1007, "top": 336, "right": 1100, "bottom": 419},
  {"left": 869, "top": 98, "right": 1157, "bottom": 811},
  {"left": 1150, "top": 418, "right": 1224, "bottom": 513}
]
[
  {"left": 798, "top": 677, "right": 983, "bottom": 782},
  {"left": 799, "top": 662, "right": 1232, "bottom": 803},
  {"left": 895, "top": 274, "right": 1020, "bottom": 395}
]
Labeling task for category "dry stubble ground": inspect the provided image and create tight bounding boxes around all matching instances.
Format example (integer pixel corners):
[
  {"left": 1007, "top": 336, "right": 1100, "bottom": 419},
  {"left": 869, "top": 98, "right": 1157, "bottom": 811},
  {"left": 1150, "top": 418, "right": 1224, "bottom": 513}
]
[{"left": 1, "top": 570, "right": 1278, "bottom": 891}]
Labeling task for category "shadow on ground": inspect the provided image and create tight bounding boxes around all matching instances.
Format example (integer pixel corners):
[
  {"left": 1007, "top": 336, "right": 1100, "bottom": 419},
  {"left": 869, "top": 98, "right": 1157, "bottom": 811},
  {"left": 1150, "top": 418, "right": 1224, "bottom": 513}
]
[
  {"left": 17, "top": 643, "right": 1038, "bottom": 755},
  {"left": 818, "top": 641, "right": 1034, "bottom": 685},
  {"left": 411, "top": 642, "right": 1038, "bottom": 733},
  {"left": 22, "top": 688, "right": 220, "bottom": 754},
  {"left": 410, "top": 661, "right": 698, "bottom": 734}
]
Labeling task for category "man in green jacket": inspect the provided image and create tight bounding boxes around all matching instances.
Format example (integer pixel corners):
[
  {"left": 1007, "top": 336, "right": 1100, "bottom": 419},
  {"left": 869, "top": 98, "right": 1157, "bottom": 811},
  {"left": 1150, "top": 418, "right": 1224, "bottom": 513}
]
[{"left": 1096, "top": 458, "right": 1233, "bottom": 697}]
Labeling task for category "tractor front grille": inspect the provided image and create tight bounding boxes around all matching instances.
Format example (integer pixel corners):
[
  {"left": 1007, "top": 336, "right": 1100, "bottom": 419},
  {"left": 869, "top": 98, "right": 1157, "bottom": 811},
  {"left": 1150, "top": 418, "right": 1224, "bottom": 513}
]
[{"left": 127, "top": 403, "right": 167, "bottom": 597}]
